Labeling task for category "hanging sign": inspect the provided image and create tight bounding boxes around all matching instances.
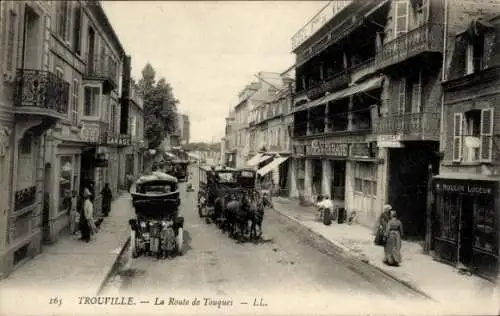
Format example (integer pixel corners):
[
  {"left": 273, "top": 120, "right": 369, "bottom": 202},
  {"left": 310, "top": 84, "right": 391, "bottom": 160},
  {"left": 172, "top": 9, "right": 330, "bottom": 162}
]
[{"left": 305, "top": 139, "right": 348, "bottom": 157}]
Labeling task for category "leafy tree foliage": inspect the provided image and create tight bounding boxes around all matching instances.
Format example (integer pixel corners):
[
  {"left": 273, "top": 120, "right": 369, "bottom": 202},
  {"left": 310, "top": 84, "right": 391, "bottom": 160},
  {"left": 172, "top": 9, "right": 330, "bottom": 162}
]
[{"left": 138, "top": 63, "right": 179, "bottom": 149}]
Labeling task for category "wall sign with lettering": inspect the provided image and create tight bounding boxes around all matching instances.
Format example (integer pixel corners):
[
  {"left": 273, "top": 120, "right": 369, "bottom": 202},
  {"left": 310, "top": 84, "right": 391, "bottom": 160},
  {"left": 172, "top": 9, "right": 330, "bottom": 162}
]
[
  {"left": 434, "top": 179, "right": 496, "bottom": 196},
  {"left": 305, "top": 139, "right": 348, "bottom": 157}
]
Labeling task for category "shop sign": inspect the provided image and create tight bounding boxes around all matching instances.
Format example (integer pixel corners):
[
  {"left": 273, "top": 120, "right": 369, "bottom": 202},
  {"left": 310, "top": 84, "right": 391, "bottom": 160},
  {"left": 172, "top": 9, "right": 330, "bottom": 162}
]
[
  {"left": 435, "top": 180, "right": 496, "bottom": 196},
  {"left": 305, "top": 139, "right": 348, "bottom": 157},
  {"left": 350, "top": 143, "right": 374, "bottom": 158},
  {"left": 377, "top": 135, "right": 404, "bottom": 148}
]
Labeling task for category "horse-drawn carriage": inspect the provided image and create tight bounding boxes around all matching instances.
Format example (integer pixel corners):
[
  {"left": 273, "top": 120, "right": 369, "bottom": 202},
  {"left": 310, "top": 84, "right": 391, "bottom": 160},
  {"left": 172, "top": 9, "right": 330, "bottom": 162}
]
[
  {"left": 129, "top": 172, "right": 184, "bottom": 258},
  {"left": 198, "top": 166, "right": 263, "bottom": 241},
  {"left": 197, "top": 165, "right": 237, "bottom": 223}
]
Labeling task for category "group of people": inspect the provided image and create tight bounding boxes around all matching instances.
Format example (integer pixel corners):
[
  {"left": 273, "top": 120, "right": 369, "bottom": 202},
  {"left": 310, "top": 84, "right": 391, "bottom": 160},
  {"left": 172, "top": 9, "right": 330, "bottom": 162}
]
[{"left": 64, "top": 182, "right": 113, "bottom": 243}]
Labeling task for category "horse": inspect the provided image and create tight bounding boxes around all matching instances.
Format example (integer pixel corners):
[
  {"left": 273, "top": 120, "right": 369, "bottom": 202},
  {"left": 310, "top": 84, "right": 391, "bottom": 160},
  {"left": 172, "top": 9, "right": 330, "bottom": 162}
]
[
  {"left": 248, "top": 192, "right": 265, "bottom": 240},
  {"left": 224, "top": 193, "right": 252, "bottom": 242}
]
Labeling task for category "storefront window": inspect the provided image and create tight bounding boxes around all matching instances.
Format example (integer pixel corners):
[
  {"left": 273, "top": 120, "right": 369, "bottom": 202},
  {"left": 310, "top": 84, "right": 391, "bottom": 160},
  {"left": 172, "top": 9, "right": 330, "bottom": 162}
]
[
  {"left": 59, "top": 156, "right": 73, "bottom": 213},
  {"left": 473, "top": 196, "right": 496, "bottom": 253},
  {"left": 436, "top": 193, "right": 459, "bottom": 241},
  {"left": 354, "top": 162, "right": 377, "bottom": 197}
]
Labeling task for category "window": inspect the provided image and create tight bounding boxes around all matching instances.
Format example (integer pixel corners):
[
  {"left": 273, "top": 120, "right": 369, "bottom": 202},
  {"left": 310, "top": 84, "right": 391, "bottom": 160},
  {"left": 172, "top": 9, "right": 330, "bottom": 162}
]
[
  {"left": 414, "top": 0, "right": 428, "bottom": 26},
  {"left": 453, "top": 108, "right": 493, "bottom": 163},
  {"left": 394, "top": 0, "right": 409, "bottom": 37},
  {"left": 466, "top": 35, "right": 485, "bottom": 75},
  {"left": 72, "top": 2, "right": 82, "bottom": 54},
  {"left": 58, "top": 155, "right": 73, "bottom": 213},
  {"left": 83, "top": 86, "right": 101, "bottom": 117},
  {"left": 398, "top": 78, "right": 406, "bottom": 114},
  {"left": 131, "top": 116, "right": 137, "bottom": 138},
  {"left": 56, "top": 1, "right": 71, "bottom": 42},
  {"left": 436, "top": 193, "right": 459, "bottom": 241},
  {"left": 353, "top": 162, "right": 377, "bottom": 197},
  {"left": 55, "top": 67, "right": 64, "bottom": 80},
  {"left": 473, "top": 195, "right": 496, "bottom": 253},
  {"left": 20, "top": 134, "right": 32, "bottom": 154},
  {"left": 110, "top": 104, "right": 117, "bottom": 134},
  {"left": 411, "top": 71, "right": 422, "bottom": 113},
  {"left": 71, "top": 79, "right": 79, "bottom": 126},
  {"left": 5, "top": 9, "right": 17, "bottom": 74}
]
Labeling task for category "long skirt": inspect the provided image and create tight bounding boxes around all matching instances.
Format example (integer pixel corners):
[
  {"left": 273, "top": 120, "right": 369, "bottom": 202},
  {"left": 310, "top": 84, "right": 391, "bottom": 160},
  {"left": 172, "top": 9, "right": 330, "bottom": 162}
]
[
  {"left": 79, "top": 216, "right": 91, "bottom": 242},
  {"left": 384, "top": 231, "right": 402, "bottom": 266}
]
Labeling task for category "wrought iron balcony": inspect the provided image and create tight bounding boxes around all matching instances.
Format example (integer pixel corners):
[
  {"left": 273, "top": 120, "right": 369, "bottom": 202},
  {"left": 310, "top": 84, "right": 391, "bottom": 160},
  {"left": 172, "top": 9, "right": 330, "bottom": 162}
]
[
  {"left": 84, "top": 53, "right": 118, "bottom": 92},
  {"left": 14, "top": 69, "right": 70, "bottom": 119},
  {"left": 375, "top": 23, "right": 443, "bottom": 70},
  {"left": 306, "top": 71, "right": 350, "bottom": 101},
  {"left": 15, "top": 185, "right": 37, "bottom": 211},
  {"left": 374, "top": 112, "right": 440, "bottom": 141}
]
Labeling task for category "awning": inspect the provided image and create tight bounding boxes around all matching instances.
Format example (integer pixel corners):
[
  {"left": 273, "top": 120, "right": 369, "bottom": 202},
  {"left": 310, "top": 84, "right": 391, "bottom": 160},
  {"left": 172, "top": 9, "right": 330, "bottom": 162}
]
[
  {"left": 291, "top": 76, "right": 383, "bottom": 114},
  {"left": 246, "top": 153, "right": 263, "bottom": 166},
  {"left": 318, "top": 76, "right": 383, "bottom": 106},
  {"left": 257, "top": 156, "right": 289, "bottom": 176}
]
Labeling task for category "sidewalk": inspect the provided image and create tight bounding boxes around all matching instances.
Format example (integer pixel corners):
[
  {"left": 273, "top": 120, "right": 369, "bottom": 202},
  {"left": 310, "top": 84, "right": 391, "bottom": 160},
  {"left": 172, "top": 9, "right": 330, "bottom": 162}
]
[
  {"left": 0, "top": 193, "right": 133, "bottom": 298},
  {"left": 273, "top": 197, "right": 497, "bottom": 308}
]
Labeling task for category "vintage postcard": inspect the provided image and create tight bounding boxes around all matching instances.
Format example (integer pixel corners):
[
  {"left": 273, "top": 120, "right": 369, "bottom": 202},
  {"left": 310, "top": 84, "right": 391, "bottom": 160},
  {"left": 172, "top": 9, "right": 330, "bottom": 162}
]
[{"left": 0, "top": 0, "right": 499, "bottom": 315}]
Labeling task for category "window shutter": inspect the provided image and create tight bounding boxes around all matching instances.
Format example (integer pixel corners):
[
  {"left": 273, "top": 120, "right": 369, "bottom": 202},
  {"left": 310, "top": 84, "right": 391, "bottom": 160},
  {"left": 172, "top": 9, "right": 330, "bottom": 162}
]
[
  {"left": 480, "top": 108, "right": 494, "bottom": 162},
  {"left": 398, "top": 78, "right": 406, "bottom": 113},
  {"left": 42, "top": 15, "right": 51, "bottom": 71},
  {"left": 483, "top": 30, "right": 497, "bottom": 69},
  {"left": 453, "top": 113, "right": 463, "bottom": 162},
  {"left": 4, "top": 3, "right": 18, "bottom": 81},
  {"left": 448, "top": 36, "right": 468, "bottom": 80},
  {"left": 72, "top": 4, "right": 82, "bottom": 54}
]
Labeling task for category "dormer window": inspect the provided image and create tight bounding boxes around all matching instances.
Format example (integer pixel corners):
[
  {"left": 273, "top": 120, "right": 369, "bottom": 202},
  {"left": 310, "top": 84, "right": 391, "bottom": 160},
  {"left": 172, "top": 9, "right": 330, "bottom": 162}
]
[{"left": 466, "top": 34, "right": 485, "bottom": 75}]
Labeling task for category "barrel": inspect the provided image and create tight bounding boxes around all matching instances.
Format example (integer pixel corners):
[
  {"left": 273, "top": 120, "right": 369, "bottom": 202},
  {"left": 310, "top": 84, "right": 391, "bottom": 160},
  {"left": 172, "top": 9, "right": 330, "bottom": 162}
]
[{"left": 323, "top": 209, "right": 331, "bottom": 226}]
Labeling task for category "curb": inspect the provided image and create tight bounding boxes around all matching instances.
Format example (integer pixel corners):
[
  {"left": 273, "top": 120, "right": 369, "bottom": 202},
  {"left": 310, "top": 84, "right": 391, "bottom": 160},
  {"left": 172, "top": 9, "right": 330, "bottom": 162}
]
[
  {"left": 96, "top": 235, "right": 131, "bottom": 296},
  {"left": 272, "top": 204, "right": 435, "bottom": 302}
]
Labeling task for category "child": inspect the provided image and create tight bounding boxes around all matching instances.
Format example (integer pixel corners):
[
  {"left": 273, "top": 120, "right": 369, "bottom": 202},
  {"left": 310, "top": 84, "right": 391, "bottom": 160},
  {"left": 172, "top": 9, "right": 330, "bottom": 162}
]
[{"left": 160, "top": 222, "right": 176, "bottom": 259}]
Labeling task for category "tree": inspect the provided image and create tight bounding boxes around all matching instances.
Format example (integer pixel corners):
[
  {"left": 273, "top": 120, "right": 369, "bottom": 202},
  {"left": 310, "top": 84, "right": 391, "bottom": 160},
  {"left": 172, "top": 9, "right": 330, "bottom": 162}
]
[{"left": 138, "top": 63, "right": 179, "bottom": 149}]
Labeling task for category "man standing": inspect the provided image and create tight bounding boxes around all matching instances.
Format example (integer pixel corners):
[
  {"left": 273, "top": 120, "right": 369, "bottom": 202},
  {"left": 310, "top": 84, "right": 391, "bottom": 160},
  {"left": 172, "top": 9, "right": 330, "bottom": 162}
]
[{"left": 101, "top": 183, "right": 112, "bottom": 217}]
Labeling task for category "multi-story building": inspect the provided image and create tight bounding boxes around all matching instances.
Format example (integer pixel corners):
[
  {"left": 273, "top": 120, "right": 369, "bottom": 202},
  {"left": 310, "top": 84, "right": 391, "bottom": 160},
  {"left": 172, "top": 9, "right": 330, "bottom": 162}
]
[
  {"left": 291, "top": 0, "right": 500, "bottom": 278},
  {"left": 291, "top": 0, "right": 388, "bottom": 228},
  {"left": 120, "top": 56, "right": 145, "bottom": 181},
  {"left": 247, "top": 75, "right": 294, "bottom": 195},
  {"left": 0, "top": 0, "right": 130, "bottom": 278},
  {"left": 433, "top": 14, "right": 500, "bottom": 281},
  {"left": 180, "top": 113, "right": 190, "bottom": 145},
  {"left": 233, "top": 72, "right": 285, "bottom": 168},
  {"left": 223, "top": 111, "right": 236, "bottom": 168}
]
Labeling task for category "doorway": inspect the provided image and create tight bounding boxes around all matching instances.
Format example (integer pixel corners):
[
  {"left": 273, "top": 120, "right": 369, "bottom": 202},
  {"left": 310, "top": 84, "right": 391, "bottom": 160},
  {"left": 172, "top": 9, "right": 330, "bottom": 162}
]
[
  {"left": 331, "top": 160, "right": 346, "bottom": 201},
  {"left": 459, "top": 196, "right": 474, "bottom": 266},
  {"left": 311, "top": 159, "right": 322, "bottom": 198}
]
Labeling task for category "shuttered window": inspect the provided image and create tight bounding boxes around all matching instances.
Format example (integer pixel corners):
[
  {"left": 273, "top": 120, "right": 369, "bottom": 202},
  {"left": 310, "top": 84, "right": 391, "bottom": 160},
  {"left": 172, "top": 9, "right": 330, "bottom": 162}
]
[
  {"left": 411, "top": 71, "right": 422, "bottom": 113},
  {"left": 71, "top": 79, "right": 79, "bottom": 126},
  {"left": 480, "top": 108, "right": 494, "bottom": 162},
  {"left": 398, "top": 78, "right": 406, "bottom": 114},
  {"left": 56, "top": 1, "right": 71, "bottom": 42},
  {"left": 5, "top": 8, "right": 18, "bottom": 77},
  {"left": 453, "top": 113, "right": 463, "bottom": 162},
  {"left": 394, "top": 1, "right": 409, "bottom": 37}
]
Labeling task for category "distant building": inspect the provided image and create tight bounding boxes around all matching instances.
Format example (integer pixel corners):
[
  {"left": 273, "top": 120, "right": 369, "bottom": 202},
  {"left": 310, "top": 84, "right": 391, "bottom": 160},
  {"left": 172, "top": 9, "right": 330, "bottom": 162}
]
[{"left": 168, "top": 113, "right": 190, "bottom": 148}]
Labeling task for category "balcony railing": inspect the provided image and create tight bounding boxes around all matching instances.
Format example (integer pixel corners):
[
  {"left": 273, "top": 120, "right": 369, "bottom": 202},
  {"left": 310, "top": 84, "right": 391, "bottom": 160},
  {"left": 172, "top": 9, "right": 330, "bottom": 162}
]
[
  {"left": 306, "top": 70, "right": 350, "bottom": 101},
  {"left": 15, "top": 185, "right": 37, "bottom": 211},
  {"left": 374, "top": 112, "right": 440, "bottom": 141},
  {"left": 84, "top": 53, "right": 118, "bottom": 88},
  {"left": 14, "top": 69, "right": 70, "bottom": 118},
  {"left": 375, "top": 23, "right": 443, "bottom": 70}
]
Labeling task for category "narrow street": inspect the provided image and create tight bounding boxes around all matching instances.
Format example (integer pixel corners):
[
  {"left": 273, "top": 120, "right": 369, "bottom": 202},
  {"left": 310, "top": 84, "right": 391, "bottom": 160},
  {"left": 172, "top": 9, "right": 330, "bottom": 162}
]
[{"left": 101, "top": 166, "right": 430, "bottom": 313}]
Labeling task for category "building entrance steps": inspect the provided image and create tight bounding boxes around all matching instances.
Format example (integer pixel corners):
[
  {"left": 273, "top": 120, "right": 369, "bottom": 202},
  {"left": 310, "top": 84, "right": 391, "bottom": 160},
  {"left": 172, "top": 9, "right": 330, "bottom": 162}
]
[
  {"left": 0, "top": 193, "right": 133, "bottom": 300},
  {"left": 272, "top": 197, "right": 498, "bottom": 311}
]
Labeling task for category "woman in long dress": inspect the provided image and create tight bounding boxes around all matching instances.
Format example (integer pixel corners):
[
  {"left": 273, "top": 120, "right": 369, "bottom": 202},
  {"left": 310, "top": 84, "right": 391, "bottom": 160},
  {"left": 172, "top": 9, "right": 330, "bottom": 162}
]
[
  {"left": 374, "top": 204, "right": 392, "bottom": 246},
  {"left": 384, "top": 210, "right": 403, "bottom": 266},
  {"left": 80, "top": 188, "right": 97, "bottom": 242}
]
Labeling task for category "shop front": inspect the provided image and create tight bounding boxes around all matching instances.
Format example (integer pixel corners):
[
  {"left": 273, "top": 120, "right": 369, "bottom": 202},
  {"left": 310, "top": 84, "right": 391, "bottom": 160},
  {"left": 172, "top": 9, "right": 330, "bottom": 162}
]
[
  {"left": 433, "top": 176, "right": 499, "bottom": 281},
  {"left": 346, "top": 142, "right": 380, "bottom": 227}
]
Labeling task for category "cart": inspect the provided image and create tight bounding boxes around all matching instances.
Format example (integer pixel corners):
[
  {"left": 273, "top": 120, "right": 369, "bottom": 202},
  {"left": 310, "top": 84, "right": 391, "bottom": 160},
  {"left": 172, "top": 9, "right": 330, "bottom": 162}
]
[{"left": 130, "top": 172, "right": 184, "bottom": 258}]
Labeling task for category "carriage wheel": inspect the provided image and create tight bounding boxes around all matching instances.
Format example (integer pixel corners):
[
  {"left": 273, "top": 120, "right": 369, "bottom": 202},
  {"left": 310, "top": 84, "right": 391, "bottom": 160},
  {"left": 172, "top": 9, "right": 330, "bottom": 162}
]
[
  {"left": 130, "top": 230, "right": 139, "bottom": 258},
  {"left": 176, "top": 228, "right": 184, "bottom": 256}
]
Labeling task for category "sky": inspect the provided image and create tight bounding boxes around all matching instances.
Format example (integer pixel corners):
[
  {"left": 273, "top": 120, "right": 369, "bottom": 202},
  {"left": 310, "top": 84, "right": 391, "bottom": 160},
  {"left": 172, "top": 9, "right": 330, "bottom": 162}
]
[{"left": 102, "top": 1, "right": 329, "bottom": 143}]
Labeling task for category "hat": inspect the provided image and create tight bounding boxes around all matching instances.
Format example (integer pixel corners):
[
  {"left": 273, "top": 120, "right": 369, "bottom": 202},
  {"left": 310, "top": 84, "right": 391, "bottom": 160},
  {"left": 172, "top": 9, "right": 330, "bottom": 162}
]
[{"left": 383, "top": 204, "right": 392, "bottom": 210}]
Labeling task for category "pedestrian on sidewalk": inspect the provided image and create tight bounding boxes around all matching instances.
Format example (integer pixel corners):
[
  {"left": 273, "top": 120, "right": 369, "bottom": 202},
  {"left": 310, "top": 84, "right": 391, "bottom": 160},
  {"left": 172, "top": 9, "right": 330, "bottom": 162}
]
[
  {"left": 69, "top": 190, "right": 79, "bottom": 235},
  {"left": 80, "top": 188, "right": 97, "bottom": 242},
  {"left": 374, "top": 204, "right": 392, "bottom": 246},
  {"left": 101, "top": 183, "right": 112, "bottom": 217},
  {"left": 383, "top": 210, "right": 403, "bottom": 267}
]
